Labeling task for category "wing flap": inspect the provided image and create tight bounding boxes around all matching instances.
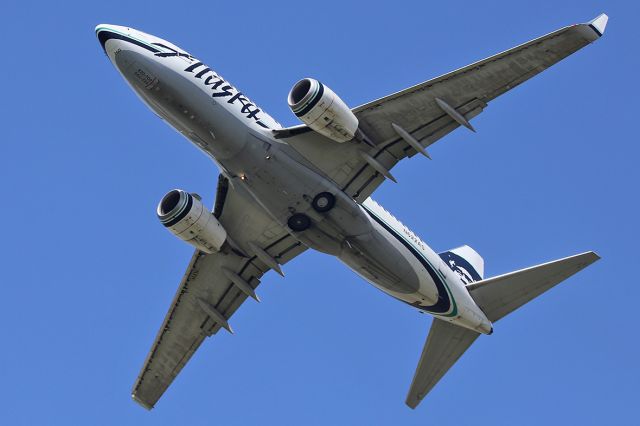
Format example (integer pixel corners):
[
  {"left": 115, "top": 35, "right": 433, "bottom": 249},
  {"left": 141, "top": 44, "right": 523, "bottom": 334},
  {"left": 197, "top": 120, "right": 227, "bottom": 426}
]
[
  {"left": 284, "top": 98, "right": 485, "bottom": 202},
  {"left": 343, "top": 98, "right": 486, "bottom": 201}
]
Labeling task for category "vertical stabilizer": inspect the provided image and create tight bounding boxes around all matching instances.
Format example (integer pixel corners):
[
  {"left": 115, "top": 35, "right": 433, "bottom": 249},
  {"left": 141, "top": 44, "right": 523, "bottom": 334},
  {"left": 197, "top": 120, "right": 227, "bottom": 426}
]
[{"left": 439, "top": 245, "right": 484, "bottom": 284}]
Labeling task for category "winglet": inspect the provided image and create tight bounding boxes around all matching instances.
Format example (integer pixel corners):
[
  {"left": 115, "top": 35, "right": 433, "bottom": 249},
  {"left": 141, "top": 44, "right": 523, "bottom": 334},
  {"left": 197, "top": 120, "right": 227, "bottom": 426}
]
[{"left": 588, "top": 13, "right": 608, "bottom": 37}]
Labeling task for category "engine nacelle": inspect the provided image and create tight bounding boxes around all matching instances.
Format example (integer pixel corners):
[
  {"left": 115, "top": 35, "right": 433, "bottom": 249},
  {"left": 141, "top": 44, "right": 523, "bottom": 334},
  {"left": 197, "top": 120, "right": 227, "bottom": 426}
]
[
  {"left": 157, "top": 189, "right": 227, "bottom": 254},
  {"left": 288, "top": 78, "right": 359, "bottom": 143}
]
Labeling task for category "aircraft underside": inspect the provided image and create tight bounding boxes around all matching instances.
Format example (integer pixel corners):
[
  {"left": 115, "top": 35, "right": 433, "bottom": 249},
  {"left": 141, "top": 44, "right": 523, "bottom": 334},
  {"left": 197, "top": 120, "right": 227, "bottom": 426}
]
[{"left": 95, "top": 14, "right": 606, "bottom": 410}]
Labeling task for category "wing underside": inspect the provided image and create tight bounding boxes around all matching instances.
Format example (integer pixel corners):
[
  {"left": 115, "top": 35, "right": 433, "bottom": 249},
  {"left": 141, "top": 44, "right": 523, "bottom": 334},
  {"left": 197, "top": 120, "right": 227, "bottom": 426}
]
[
  {"left": 276, "top": 15, "right": 607, "bottom": 202},
  {"left": 131, "top": 176, "right": 306, "bottom": 409}
]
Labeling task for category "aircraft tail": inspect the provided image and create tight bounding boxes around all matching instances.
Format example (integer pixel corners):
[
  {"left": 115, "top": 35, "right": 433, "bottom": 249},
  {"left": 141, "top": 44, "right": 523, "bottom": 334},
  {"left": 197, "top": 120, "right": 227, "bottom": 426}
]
[
  {"left": 406, "top": 251, "right": 600, "bottom": 409},
  {"left": 438, "top": 245, "right": 484, "bottom": 284},
  {"left": 466, "top": 251, "right": 600, "bottom": 322}
]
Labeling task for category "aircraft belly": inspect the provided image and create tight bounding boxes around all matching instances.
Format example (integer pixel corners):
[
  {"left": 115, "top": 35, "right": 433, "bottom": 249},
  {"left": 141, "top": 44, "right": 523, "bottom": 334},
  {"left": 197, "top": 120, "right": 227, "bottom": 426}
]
[
  {"left": 338, "top": 217, "right": 439, "bottom": 302},
  {"left": 109, "top": 41, "right": 472, "bottom": 316},
  {"left": 114, "top": 49, "right": 247, "bottom": 161}
]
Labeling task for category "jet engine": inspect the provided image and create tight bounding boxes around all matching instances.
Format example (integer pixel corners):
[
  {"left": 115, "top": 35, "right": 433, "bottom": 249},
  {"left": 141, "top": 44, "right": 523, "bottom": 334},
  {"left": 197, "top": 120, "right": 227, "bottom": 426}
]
[
  {"left": 288, "top": 78, "right": 359, "bottom": 143},
  {"left": 157, "top": 189, "right": 227, "bottom": 254}
]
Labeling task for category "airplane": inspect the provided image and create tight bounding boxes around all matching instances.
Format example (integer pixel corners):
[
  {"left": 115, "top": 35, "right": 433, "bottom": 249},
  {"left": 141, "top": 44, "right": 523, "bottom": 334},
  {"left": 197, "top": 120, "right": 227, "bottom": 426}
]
[{"left": 96, "top": 13, "right": 607, "bottom": 410}]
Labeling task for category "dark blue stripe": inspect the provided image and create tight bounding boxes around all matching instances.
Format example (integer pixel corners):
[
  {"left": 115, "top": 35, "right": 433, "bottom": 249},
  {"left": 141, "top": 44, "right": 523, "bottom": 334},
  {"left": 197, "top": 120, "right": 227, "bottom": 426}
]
[
  {"left": 589, "top": 23, "right": 603, "bottom": 37},
  {"left": 294, "top": 82, "right": 324, "bottom": 117},
  {"left": 438, "top": 251, "right": 482, "bottom": 282},
  {"left": 363, "top": 207, "right": 451, "bottom": 314},
  {"left": 162, "top": 194, "right": 193, "bottom": 227},
  {"left": 97, "top": 30, "right": 161, "bottom": 54}
]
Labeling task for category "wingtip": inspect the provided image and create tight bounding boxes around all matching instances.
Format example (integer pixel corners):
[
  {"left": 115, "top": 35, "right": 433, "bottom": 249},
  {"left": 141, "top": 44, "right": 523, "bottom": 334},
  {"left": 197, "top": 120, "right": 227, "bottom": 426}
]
[
  {"left": 570, "top": 251, "right": 601, "bottom": 269},
  {"left": 405, "top": 397, "right": 419, "bottom": 410},
  {"left": 132, "top": 393, "right": 154, "bottom": 411},
  {"left": 588, "top": 13, "right": 608, "bottom": 37},
  {"left": 587, "top": 250, "right": 602, "bottom": 262}
]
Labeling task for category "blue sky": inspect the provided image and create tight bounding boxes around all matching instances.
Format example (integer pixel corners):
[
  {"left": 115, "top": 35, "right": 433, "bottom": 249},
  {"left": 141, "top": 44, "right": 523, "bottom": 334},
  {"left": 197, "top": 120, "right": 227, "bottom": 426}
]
[{"left": 1, "top": 0, "right": 638, "bottom": 424}]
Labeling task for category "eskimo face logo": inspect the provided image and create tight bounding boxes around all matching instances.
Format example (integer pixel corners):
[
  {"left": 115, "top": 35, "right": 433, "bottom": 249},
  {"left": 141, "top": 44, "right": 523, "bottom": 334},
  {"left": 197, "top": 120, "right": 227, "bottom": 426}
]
[
  {"left": 447, "top": 259, "right": 475, "bottom": 284},
  {"left": 439, "top": 251, "right": 482, "bottom": 284}
]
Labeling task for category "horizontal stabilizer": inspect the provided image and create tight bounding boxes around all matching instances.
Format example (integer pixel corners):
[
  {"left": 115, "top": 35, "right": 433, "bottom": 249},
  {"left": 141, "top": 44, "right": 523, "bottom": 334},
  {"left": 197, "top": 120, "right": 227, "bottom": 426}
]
[
  {"left": 467, "top": 251, "right": 600, "bottom": 322},
  {"left": 406, "top": 319, "right": 479, "bottom": 409},
  {"left": 406, "top": 251, "right": 599, "bottom": 409}
]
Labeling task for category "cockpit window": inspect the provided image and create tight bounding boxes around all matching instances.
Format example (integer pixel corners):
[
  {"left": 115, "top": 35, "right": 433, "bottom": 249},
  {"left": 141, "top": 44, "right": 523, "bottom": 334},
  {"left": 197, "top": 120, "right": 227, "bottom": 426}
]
[{"left": 151, "top": 43, "right": 193, "bottom": 59}]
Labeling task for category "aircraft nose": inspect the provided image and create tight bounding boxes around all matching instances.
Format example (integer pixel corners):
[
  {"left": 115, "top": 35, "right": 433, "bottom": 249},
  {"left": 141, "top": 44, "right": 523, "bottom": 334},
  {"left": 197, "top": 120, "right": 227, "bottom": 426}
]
[
  {"left": 96, "top": 24, "right": 124, "bottom": 56},
  {"left": 95, "top": 24, "right": 146, "bottom": 58}
]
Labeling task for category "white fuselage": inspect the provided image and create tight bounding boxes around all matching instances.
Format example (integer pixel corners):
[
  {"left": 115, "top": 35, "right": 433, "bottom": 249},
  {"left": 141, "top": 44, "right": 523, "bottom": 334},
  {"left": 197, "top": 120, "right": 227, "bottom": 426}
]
[{"left": 97, "top": 24, "right": 492, "bottom": 334}]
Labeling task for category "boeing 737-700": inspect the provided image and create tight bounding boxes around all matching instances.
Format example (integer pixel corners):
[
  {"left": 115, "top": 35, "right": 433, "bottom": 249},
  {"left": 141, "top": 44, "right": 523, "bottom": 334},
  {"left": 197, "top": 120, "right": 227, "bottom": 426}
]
[{"left": 96, "top": 13, "right": 607, "bottom": 410}]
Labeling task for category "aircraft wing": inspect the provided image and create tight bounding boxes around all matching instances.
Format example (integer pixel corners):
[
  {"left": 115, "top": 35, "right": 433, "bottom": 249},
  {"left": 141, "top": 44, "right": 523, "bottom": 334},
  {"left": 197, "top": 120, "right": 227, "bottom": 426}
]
[
  {"left": 131, "top": 176, "right": 307, "bottom": 409},
  {"left": 274, "top": 14, "right": 607, "bottom": 202}
]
